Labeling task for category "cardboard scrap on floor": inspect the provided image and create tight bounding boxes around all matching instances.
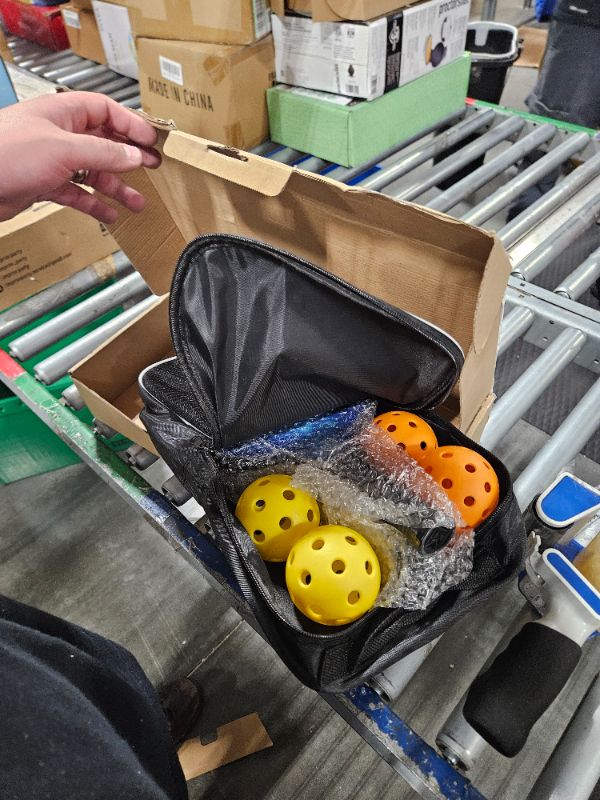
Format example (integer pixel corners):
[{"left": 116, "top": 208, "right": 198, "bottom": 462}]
[
  {"left": 178, "top": 713, "right": 273, "bottom": 781},
  {"left": 515, "top": 26, "right": 548, "bottom": 69}
]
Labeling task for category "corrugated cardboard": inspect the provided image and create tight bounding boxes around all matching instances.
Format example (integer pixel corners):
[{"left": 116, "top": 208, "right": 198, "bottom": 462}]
[
  {"left": 62, "top": 5, "right": 107, "bottom": 64},
  {"left": 0, "top": 27, "right": 13, "bottom": 62},
  {"left": 101, "top": 0, "right": 272, "bottom": 46},
  {"left": 267, "top": 54, "right": 469, "bottom": 166},
  {"left": 72, "top": 126, "right": 511, "bottom": 451},
  {"left": 0, "top": 202, "right": 117, "bottom": 311},
  {"left": 272, "top": 0, "right": 416, "bottom": 22},
  {"left": 137, "top": 36, "right": 274, "bottom": 149},
  {"left": 272, "top": 0, "right": 471, "bottom": 100},
  {"left": 71, "top": 0, "right": 94, "bottom": 9}
]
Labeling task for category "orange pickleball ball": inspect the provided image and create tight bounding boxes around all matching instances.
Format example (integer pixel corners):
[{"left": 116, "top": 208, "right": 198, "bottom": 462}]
[
  {"left": 420, "top": 446, "right": 500, "bottom": 528},
  {"left": 374, "top": 411, "right": 438, "bottom": 464}
]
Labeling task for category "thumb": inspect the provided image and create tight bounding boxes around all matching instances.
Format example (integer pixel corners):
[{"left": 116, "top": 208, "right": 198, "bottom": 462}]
[{"left": 62, "top": 132, "right": 144, "bottom": 175}]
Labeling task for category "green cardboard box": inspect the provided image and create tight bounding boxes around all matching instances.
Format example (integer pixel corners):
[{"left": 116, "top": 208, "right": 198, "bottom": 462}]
[{"left": 267, "top": 53, "right": 471, "bottom": 168}]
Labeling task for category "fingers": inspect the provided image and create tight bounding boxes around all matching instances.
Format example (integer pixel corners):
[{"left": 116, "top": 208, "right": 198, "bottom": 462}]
[
  {"left": 85, "top": 170, "right": 146, "bottom": 213},
  {"left": 58, "top": 92, "right": 158, "bottom": 148},
  {"left": 62, "top": 131, "right": 145, "bottom": 174},
  {"left": 45, "top": 183, "right": 119, "bottom": 225}
]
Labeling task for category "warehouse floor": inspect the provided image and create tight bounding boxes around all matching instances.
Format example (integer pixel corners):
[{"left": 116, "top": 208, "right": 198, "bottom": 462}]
[
  {"left": 2, "top": 419, "right": 600, "bottom": 800},
  {"left": 3, "top": 5, "right": 600, "bottom": 799}
]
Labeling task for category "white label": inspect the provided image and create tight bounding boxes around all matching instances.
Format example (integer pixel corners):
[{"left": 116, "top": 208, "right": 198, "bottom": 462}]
[
  {"left": 253, "top": 0, "right": 272, "bottom": 39},
  {"left": 63, "top": 9, "right": 81, "bottom": 29},
  {"left": 92, "top": 1, "right": 138, "bottom": 80},
  {"left": 159, "top": 56, "right": 183, "bottom": 86}
]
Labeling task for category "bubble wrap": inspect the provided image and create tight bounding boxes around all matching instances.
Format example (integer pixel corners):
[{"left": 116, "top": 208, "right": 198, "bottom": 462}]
[
  {"left": 292, "top": 465, "right": 474, "bottom": 610},
  {"left": 218, "top": 401, "right": 474, "bottom": 610}
]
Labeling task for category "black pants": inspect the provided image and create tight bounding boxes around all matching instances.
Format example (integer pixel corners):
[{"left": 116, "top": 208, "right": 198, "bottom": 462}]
[{"left": 0, "top": 595, "right": 187, "bottom": 800}]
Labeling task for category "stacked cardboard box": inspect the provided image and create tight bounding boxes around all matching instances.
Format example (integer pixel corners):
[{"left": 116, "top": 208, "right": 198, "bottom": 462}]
[
  {"left": 268, "top": 0, "right": 471, "bottom": 166},
  {"left": 71, "top": 1, "right": 275, "bottom": 150}
]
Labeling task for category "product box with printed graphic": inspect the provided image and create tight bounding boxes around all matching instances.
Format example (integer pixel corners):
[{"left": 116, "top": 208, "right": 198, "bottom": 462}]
[
  {"left": 92, "top": 0, "right": 137, "bottom": 78},
  {"left": 138, "top": 35, "right": 274, "bottom": 149},
  {"left": 62, "top": 4, "right": 107, "bottom": 63},
  {"left": 272, "top": 0, "right": 470, "bottom": 100},
  {"left": 272, "top": 0, "right": 417, "bottom": 22},
  {"left": 103, "top": 0, "right": 272, "bottom": 46}
]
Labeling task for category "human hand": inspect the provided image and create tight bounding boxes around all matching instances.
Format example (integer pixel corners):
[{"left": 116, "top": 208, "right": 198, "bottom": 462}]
[{"left": 0, "top": 91, "right": 161, "bottom": 224}]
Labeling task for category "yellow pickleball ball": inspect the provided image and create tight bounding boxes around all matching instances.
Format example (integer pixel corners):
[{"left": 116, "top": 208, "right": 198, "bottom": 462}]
[
  {"left": 235, "top": 474, "right": 320, "bottom": 562},
  {"left": 286, "top": 525, "right": 381, "bottom": 626}
]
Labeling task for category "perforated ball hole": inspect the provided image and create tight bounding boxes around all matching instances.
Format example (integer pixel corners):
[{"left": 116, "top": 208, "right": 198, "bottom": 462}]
[
  {"left": 345, "top": 536, "right": 357, "bottom": 546},
  {"left": 348, "top": 591, "right": 360, "bottom": 605},
  {"left": 307, "top": 509, "right": 315, "bottom": 522},
  {"left": 332, "top": 560, "right": 346, "bottom": 575},
  {"left": 442, "top": 452, "right": 453, "bottom": 459},
  {"left": 309, "top": 606, "right": 322, "bottom": 618},
  {"left": 289, "top": 551, "right": 295, "bottom": 565},
  {"left": 442, "top": 478, "right": 453, "bottom": 490},
  {"left": 420, "top": 441, "right": 427, "bottom": 450},
  {"left": 312, "top": 539, "right": 325, "bottom": 550},
  {"left": 255, "top": 499, "right": 266, "bottom": 510},
  {"left": 279, "top": 517, "right": 292, "bottom": 530},
  {"left": 282, "top": 489, "right": 295, "bottom": 500},
  {"left": 387, "top": 425, "right": 397, "bottom": 432},
  {"left": 300, "top": 571, "right": 312, "bottom": 586},
  {"left": 484, "top": 482, "right": 492, "bottom": 493},
  {"left": 258, "top": 479, "right": 270, "bottom": 486},
  {"left": 425, "top": 466, "right": 433, "bottom": 474},
  {"left": 483, "top": 507, "right": 491, "bottom": 518},
  {"left": 484, "top": 460, "right": 492, "bottom": 471},
  {"left": 464, "top": 497, "right": 475, "bottom": 507},
  {"left": 465, "top": 464, "right": 476, "bottom": 473},
  {"left": 365, "top": 561, "right": 373, "bottom": 575},
  {"left": 253, "top": 531, "right": 265, "bottom": 543},
  {"left": 408, "top": 421, "right": 417, "bottom": 429}
]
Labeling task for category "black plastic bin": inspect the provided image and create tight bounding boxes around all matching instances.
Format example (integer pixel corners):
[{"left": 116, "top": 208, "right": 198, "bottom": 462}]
[{"left": 466, "top": 22, "right": 521, "bottom": 104}]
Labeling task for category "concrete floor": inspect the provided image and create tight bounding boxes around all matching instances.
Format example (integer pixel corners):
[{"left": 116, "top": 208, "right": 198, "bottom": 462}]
[{"left": 2, "top": 418, "right": 599, "bottom": 800}]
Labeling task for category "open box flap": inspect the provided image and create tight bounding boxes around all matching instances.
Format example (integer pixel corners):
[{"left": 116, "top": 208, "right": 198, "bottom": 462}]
[{"left": 108, "top": 132, "right": 510, "bottom": 358}]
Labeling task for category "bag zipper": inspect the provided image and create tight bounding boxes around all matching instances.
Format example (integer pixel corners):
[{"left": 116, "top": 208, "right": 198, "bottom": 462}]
[{"left": 169, "top": 235, "right": 465, "bottom": 448}]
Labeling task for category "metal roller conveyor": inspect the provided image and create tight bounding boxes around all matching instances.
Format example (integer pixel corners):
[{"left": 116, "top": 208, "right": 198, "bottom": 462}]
[
  {"left": 427, "top": 123, "right": 557, "bottom": 213},
  {"left": 462, "top": 132, "right": 590, "bottom": 227},
  {"left": 510, "top": 180, "right": 600, "bottom": 281},
  {"left": 121, "top": 96, "right": 141, "bottom": 109},
  {"left": 9, "top": 272, "right": 150, "bottom": 361},
  {"left": 42, "top": 60, "right": 96, "bottom": 81},
  {"left": 392, "top": 115, "right": 525, "bottom": 201},
  {"left": 56, "top": 64, "right": 110, "bottom": 87},
  {"left": 73, "top": 70, "right": 122, "bottom": 92},
  {"left": 498, "top": 152, "right": 600, "bottom": 248},
  {"left": 61, "top": 384, "right": 86, "bottom": 412},
  {"left": 0, "top": 253, "right": 133, "bottom": 341},
  {"left": 29, "top": 54, "right": 81, "bottom": 75},
  {"left": 358, "top": 108, "right": 496, "bottom": 191},
  {"left": 34, "top": 296, "right": 157, "bottom": 385},
  {"left": 108, "top": 85, "right": 142, "bottom": 103}
]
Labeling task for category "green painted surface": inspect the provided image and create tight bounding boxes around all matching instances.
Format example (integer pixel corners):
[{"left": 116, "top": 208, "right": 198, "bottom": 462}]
[
  {"left": 267, "top": 54, "right": 472, "bottom": 168},
  {"left": 472, "top": 100, "right": 598, "bottom": 137},
  {"left": 0, "top": 283, "right": 129, "bottom": 483},
  {"left": 8, "top": 369, "right": 146, "bottom": 499}
]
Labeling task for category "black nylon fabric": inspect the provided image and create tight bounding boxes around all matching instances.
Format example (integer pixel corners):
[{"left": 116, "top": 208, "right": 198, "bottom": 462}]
[
  {"left": 169, "top": 236, "right": 463, "bottom": 449},
  {"left": 139, "top": 236, "right": 527, "bottom": 693}
]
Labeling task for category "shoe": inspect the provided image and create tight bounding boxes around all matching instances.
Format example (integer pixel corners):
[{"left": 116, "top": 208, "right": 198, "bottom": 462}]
[{"left": 158, "top": 677, "right": 202, "bottom": 746}]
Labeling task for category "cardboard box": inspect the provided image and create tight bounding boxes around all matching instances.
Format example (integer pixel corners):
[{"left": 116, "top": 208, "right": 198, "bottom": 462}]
[
  {"left": 62, "top": 5, "right": 107, "bottom": 64},
  {"left": 272, "top": 0, "right": 416, "bottom": 23},
  {"left": 137, "top": 35, "right": 275, "bottom": 149},
  {"left": 0, "top": 26, "right": 14, "bottom": 62},
  {"left": 101, "top": 0, "right": 272, "bottom": 46},
  {"left": 272, "top": 0, "right": 470, "bottom": 100},
  {"left": 268, "top": 53, "right": 469, "bottom": 166},
  {"left": 72, "top": 127, "right": 511, "bottom": 452},
  {"left": 71, "top": 0, "right": 94, "bottom": 8},
  {"left": 0, "top": 202, "right": 117, "bottom": 311},
  {"left": 92, "top": 0, "right": 137, "bottom": 78}
]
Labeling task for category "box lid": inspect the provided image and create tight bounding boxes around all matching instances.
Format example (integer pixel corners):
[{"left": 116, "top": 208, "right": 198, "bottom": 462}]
[{"left": 109, "top": 128, "right": 510, "bottom": 362}]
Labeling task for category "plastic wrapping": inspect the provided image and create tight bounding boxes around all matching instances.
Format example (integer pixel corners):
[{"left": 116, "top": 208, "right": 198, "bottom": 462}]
[{"left": 217, "top": 401, "right": 475, "bottom": 611}]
